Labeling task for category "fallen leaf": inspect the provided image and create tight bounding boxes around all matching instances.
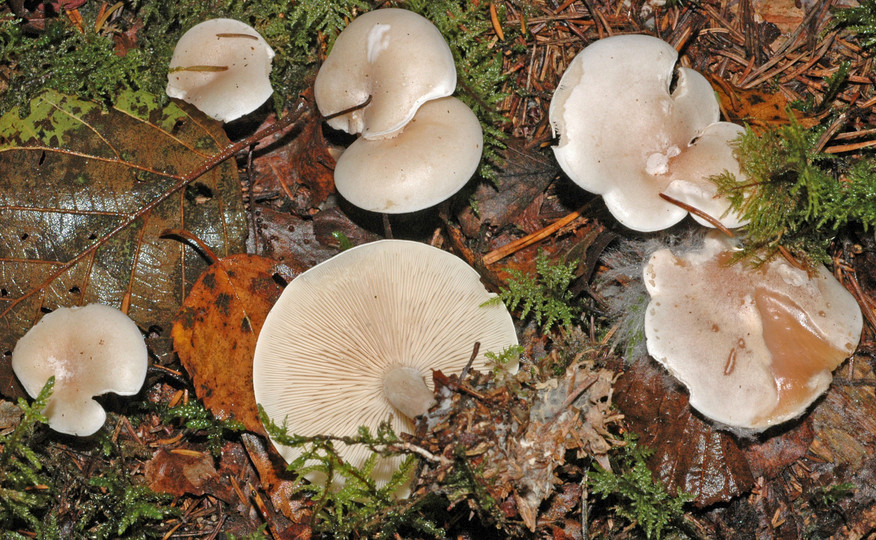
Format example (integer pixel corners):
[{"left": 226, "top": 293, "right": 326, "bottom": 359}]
[
  {"left": 0, "top": 90, "right": 247, "bottom": 380},
  {"left": 707, "top": 74, "right": 819, "bottom": 131},
  {"left": 613, "top": 358, "right": 755, "bottom": 507},
  {"left": 173, "top": 254, "right": 299, "bottom": 434},
  {"left": 241, "top": 432, "right": 311, "bottom": 525},
  {"left": 251, "top": 93, "right": 336, "bottom": 215},
  {"left": 144, "top": 446, "right": 224, "bottom": 498}
]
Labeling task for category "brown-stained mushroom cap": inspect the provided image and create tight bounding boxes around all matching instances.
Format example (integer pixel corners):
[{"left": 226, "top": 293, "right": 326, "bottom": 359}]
[
  {"left": 11, "top": 304, "right": 148, "bottom": 436},
  {"left": 252, "top": 240, "right": 518, "bottom": 485},
  {"left": 549, "top": 34, "right": 747, "bottom": 232},
  {"left": 166, "top": 18, "right": 275, "bottom": 122},
  {"left": 313, "top": 8, "right": 456, "bottom": 140},
  {"left": 333, "top": 97, "right": 483, "bottom": 214},
  {"left": 643, "top": 233, "right": 863, "bottom": 432}
]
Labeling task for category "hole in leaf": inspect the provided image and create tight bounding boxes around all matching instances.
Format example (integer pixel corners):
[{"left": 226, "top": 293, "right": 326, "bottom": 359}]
[
  {"left": 69, "top": 286, "right": 81, "bottom": 295},
  {"left": 20, "top": 233, "right": 28, "bottom": 241},
  {"left": 38, "top": 150, "right": 46, "bottom": 166},
  {"left": 1, "top": 288, "right": 7, "bottom": 297},
  {"left": 40, "top": 306, "right": 53, "bottom": 314},
  {"left": 147, "top": 325, "right": 163, "bottom": 338},
  {"left": 88, "top": 233, "right": 97, "bottom": 241},
  {"left": 185, "top": 183, "right": 214, "bottom": 204}
]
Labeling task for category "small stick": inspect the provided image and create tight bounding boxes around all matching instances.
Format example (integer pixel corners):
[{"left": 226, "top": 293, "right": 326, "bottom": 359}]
[
  {"left": 323, "top": 95, "right": 372, "bottom": 122},
  {"left": 382, "top": 212, "right": 393, "bottom": 239},
  {"left": 482, "top": 205, "right": 588, "bottom": 265},
  {"left": 459, "top": 342, "right": 481, "bottom": 381},
  {"left": 658, "top": 192, "right": 735, "bottom": 238}
]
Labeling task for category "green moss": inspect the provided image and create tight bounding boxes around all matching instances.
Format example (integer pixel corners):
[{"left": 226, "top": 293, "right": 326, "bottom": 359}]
[
  {"left": 488, "top": 250, "right": 579, "bottom": 332},
  {"left": 713, "top": 117, "right": 876, "bottom": 264},
  {"left": 588, "top": 433, "right": 693, "bottom": 540},
  {"left": 259, "top": 408, "right": 443, "bottom": 539},
  {"left": 831, "top": 0, "right": 876, "bottom": 50}
]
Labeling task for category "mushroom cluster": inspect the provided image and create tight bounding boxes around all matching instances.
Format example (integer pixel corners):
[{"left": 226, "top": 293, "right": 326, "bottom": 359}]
[
  {"left": 166, "top": 18, "right": 275, "bottom": 123},
  {"left": 643, "top": 233, "right": 862, "bottom": 432},
  {"left": 314, "top": 8, "right": 483, "bottom": 214},
  {"left": 253, "top": 240, "right": 518, "bottom": 485},
  {"left": 550, "top": 34, "right": 863, "bottom": 433},
  {"left": 550, "top": 34, "right": 746, "bottom": 232},
  {"left": 12, "top": 304, "right": 148, "bottom": 436}
]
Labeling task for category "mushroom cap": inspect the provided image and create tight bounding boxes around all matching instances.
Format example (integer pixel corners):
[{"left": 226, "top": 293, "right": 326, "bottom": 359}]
[
  {"left": 253, "top": 240, "right": 518, "bottom": 485},
  {"left": 313, "top": 8, "right": 457, "bottom": 139},
  {"left": 643, "top": 233, "right": 862, "bottom": 432},
  {"left": 11, "top": 304, "right": 148, "bottom": 436},
  {"left": 549, "top": 34, "right": 747, "bottom": 232},
  {"left": 333, "top": 97, "right": 483, "bottom": 214},
  {"left": 166, "top": 18, "right": 275, "bottom": 122}
]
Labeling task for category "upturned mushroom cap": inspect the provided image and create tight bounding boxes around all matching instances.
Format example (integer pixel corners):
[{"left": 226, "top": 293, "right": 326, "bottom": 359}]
[
  {"left": 253, "top": 240, "right": 518, "bottom": 485},
  {"left": 643, "top": 233, "right": 862, "bottom": 432},
  {"left": 313, "top": 8, "right": 457, "bottom": 139},
  {"left": 11, "top": 304, "right": 148, "bottom": 436},
  {"left": 333, "top": 97, "right": 483, "bottom": 214},
  {"left": 549, "top": 34, "right": 747, "bottom": 232},
  {"left": 166, "top": 18, "right": 275, "bottom": 122}
]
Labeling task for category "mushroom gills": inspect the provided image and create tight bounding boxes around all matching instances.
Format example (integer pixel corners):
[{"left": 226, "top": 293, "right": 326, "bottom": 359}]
[{"left": 383, "top": 366, "right": 436, "bottom": 419}]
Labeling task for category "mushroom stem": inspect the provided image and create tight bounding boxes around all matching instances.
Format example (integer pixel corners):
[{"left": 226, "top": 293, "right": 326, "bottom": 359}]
[{"left": 383, "top": 366, "right": 435, "bottom": 419}]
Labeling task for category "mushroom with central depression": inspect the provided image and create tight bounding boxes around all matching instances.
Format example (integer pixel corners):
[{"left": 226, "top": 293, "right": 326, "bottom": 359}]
[{"left": 253, "top": 240, "right": 519, "bottom": 485}]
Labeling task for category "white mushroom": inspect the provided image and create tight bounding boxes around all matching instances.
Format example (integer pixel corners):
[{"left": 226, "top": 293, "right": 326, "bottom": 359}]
[
  {"left": 12, "top": 304, "right": 148, "bottom": 436},
  {"left": 333, "top": 97, "right": 483, "bottom": 214},
  {"left": 643, "top": 232, "right": 862, "bottom": 432},
  {"left": 549, "top": 34, "right": 747, "bottom": 232},
  {"left": 253, "top": 240, "right": 518, "bottom": 485},
  {"left": 313, "top": 8, "right": 457, "bottom": 139},
  {"left": 166, "top": 18, "right": 275, "bottom": 122}
]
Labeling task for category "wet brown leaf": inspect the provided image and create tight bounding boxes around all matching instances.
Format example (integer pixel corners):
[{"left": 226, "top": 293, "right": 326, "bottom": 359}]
[
  {"left": 614, "top": 358, "right": 755, "bottom": 507},
  {"left": 0, "top": 90, "right": 247, "bottom": 381},
  {"left": 173, "top": 254, "right": 299, "bottom": 435},
  {"left": 251, "top": 94, "right": 336, "bottom": 215}
]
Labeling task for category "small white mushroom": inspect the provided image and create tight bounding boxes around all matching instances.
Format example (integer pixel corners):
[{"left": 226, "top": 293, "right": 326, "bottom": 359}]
[
  {"left": 643, "top": 232, "right": 863, "bottom": 432},
  {"left": 253, "top": 240, "right": 518, "bottom": 485},
  {"left": 12, "top": 304, "right": 148, "bottom": 436},
  {"left": 333, "top": 97, "right": 483, "bottom": 214},
  {"left": 313, "top": 8, "right": 457, "bottom": 139},
  {"left": 166, "top": 18, "right": 275, "bottom": 122},
  {"left": 549, "top": 34, "right": 747, "bottom": 232}
]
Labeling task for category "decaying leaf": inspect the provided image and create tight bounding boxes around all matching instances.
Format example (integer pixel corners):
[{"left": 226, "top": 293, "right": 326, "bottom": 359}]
[
  {"left": 144, "top": 446, "right": 224, "bottom": 498},
  {"left": 250, "top": 96, "right": 336, "bottom": 214},
  {"left": 613, "top": 358, "right": 756, "bottom": 507},
  {"left": 173, "top": 254, "right": 298, "bottom": 435},
  {"left": 0, "top": 90, "right": 247, "bottom": 372},
  {"left": 707, "top": 74, "right": 819, "bottom": 130}
]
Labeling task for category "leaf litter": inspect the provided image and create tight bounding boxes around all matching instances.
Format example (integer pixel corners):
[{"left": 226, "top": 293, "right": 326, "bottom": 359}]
[{"left": 1, "top": 0, "right": 876, "bottom": 537}]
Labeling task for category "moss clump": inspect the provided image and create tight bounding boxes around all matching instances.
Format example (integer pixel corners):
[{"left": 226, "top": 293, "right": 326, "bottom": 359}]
[
  {"left": 489, "top": 251, "right": 579, "bottom": 332},
  {"left": 713, "top": 117, "right": 876, "bottom": 264},
  {"left": 589, "top": 433, "right": 693, "bottom": 540}
]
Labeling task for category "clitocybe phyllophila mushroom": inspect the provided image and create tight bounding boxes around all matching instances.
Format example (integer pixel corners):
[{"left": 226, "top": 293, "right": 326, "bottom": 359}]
[
  {"left": 253, "top": 240, "right": 518, "bottom": 485},
  {"left": 12, "top": 304, "right": 148, "bottom": 436},
  {"left": 313, "top": 8, "right": 457, "bottom": 139},
  {"left": 643, "top": 232, "right": 863, "bottom": 432},
  {"left": 549, "top": 34, "right": 747, "bottom": 232},
  {"left": 166, "top": 18, "right": 275, "bottom": 122},
  {"left": 333, "top": 96, "right": 483, "bottom": 214}
]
